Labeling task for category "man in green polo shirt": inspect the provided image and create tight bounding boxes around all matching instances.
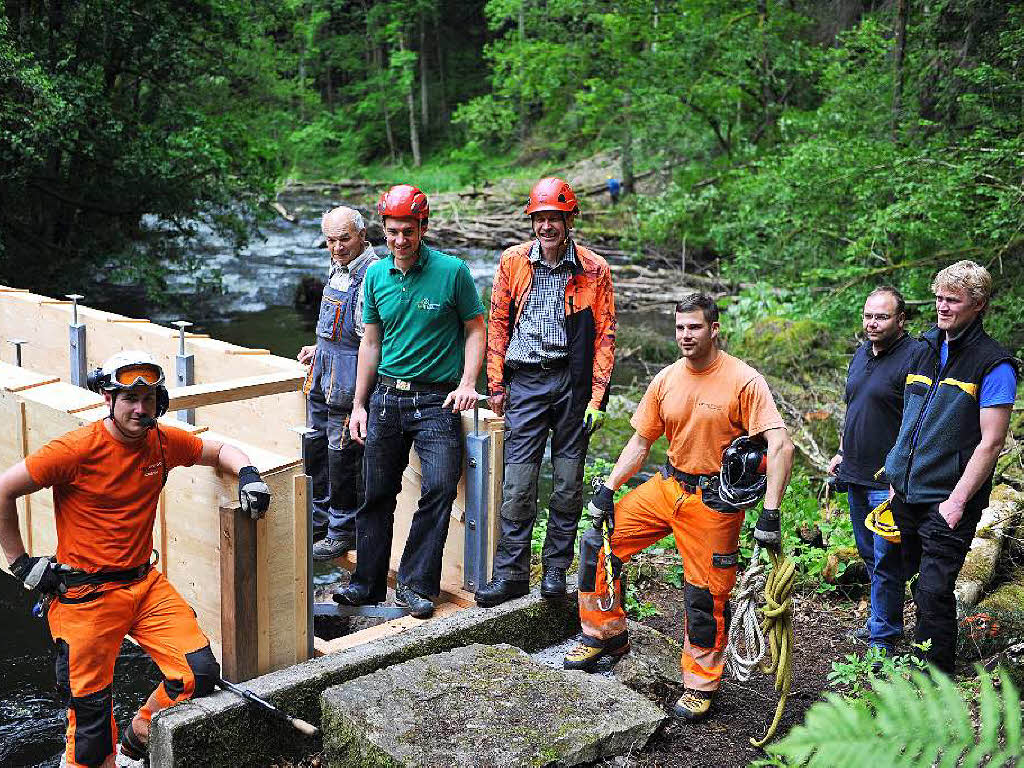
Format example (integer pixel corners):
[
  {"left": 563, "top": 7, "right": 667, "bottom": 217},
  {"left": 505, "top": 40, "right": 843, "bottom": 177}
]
[{"left": 334, "top": 184, "right": 486, "bottom": 618}]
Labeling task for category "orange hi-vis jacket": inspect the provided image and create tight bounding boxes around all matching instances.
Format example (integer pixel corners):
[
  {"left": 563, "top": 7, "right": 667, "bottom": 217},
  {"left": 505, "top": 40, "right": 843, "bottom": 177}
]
[{"left": 487, "top": 240, "right": 616, "bottom": 410}]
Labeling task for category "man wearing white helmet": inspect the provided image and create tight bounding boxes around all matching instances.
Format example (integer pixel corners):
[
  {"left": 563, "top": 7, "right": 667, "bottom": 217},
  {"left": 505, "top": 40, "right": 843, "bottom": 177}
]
[{"left": 0, "top": 350, "right": 271, "bottom": 768}]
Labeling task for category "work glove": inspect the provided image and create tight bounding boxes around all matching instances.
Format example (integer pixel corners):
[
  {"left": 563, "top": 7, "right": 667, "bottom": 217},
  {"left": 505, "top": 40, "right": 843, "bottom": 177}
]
[
  {"left": 587, "top": 483, "right": 616, "bottom": 534},
  {"left": 10, "top": 554, "right": 70, "bottom": 596},
  {"left": 238, "top": 466, "right": 271, "bottom": 519},
  {"left": 583, "top": 406, "right": 605, "bottom": 436},
  {"left": 753, "top": 507, "right": 781, "bottom": 553}
]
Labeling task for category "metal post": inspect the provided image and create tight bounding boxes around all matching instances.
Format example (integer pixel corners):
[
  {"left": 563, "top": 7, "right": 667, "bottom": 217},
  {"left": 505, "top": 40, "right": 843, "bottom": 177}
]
[
  {"left": 463, "top": 396, "right": 492, "bottom": 592},
  {"left": 291, "top": 425, "right": 316, "bottom": 658},
  {"left": 66, "top": 295, "right": 87, "bottom": 387},
  {"left": 172, "top": 321, "right": 195, "bottom": 424},
  {"left": 8, "top": 338, "right": 27, "bottom": 367}
]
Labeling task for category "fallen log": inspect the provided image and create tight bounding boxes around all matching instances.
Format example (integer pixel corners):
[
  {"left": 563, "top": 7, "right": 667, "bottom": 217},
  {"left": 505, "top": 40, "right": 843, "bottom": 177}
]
[{"left": 955, "top": 486, "right": 1024, "bottom": 607}]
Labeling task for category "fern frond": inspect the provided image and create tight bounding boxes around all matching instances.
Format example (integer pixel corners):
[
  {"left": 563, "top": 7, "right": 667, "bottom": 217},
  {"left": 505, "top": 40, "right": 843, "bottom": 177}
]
[{"left": 768, "top": 667, "right": 1022, "bottom": 768}]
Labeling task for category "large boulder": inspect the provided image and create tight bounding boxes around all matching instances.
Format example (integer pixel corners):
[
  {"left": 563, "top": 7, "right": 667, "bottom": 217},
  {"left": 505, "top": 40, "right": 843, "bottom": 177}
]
[
  {"left": 612, "top": 621, "right": 683, "bottom": 699},
  {"left": 321, "top": 643, "right": 666, "bottom": 767}
]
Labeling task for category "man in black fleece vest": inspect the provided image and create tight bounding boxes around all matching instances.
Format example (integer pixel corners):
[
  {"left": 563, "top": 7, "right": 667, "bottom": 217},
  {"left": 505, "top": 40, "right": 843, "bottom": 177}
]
[{"left": 884, "top": 260, "right": 1019, "bottom": 674}]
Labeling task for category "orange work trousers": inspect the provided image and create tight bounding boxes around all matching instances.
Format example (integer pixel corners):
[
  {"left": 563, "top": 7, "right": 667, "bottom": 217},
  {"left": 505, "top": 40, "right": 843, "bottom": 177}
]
[
  {"left": 578, "top": 471, "right": 744, "bottom": 691},
  {"left": 47, "top": 568, "right": 218, "bottom": 767}
]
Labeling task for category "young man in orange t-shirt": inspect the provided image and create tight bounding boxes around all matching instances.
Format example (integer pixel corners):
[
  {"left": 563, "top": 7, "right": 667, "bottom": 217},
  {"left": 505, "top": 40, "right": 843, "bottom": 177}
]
[
  {"left": 0, "top": 351, "right": 271, "bottom": 768},
  {"left": 563, "top": 293, "right": 794, "bottom": 722}
]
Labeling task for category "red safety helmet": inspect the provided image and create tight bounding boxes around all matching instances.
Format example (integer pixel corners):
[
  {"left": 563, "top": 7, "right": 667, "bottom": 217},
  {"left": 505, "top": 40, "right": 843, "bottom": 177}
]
[
  {"left": 524, "top": 177, "right": 579, "bottom": 217},
  {"left": 377, "top": 184, "right": 429, "bottom": 221}
]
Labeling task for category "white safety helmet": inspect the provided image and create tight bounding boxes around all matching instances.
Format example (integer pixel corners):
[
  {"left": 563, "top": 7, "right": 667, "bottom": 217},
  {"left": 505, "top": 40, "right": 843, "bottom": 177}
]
[{"left": 92, "top": 350, "right": 166, "bottom": 391}]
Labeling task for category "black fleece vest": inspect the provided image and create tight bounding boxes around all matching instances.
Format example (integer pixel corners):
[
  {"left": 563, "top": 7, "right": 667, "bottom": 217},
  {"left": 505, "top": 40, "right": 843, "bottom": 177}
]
[{"left": 884, "top": 319, "right": 1016, "bottom": 506}]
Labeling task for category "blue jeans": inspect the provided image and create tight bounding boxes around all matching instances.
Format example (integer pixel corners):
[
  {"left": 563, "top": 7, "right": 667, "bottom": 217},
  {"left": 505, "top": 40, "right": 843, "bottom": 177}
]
[
  {"left": 350, "top": 385, "right": 463, "bottom": 600},
  {"left": 848, "top": 484, "right": 905, "bottom": 649}
]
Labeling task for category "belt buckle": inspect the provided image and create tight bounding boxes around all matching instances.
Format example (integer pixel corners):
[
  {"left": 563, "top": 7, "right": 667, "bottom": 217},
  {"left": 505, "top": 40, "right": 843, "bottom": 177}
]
[
  {"left": 698, "top": 476, "right": 710, "bottom": 489},
  {"left": 395, "top": 379, "right": 412, "bottom": 391}
]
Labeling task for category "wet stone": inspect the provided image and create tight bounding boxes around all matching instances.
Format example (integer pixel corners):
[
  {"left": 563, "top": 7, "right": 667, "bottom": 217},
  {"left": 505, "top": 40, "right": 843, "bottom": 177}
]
[{"left": 321, "top": 643, "right": 666, "bottom": 767}]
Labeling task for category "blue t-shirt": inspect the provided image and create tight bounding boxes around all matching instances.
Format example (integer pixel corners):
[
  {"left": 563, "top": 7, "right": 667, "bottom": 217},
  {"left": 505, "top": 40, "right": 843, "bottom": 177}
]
[{"left": 940, "top": 341, "right": 1017, "bottom": 406}]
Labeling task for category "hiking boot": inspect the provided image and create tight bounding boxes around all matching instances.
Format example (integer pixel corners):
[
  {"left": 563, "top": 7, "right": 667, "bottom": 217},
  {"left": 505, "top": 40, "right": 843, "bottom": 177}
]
[
  {"left": 541, "top": 567, "right": 567, "bottom": 598},
  {"left": 312, "top": 535, "right": 355, "bottom": 562},
  {"left": 845, "top": 622, "right": 870, "bottom": 645},
  {"left": 563, "top": 639, "right": 630, "bottom": 671},
  {"left": 474, "top": 578, "right": 529, "bottom": 608},
  {"left": 395, "top": 583, "right": 434, "bottom": 619},
  {"left": 333, "top": 583, "right": 373, "bottom": 606},
  {"left": 118, "top": 724, "right": 148, "bottom": 767},
  {"left": 672, "top": 689, "right": 713, "bottom": 722},
  {"left": 115, "top": 744, "right": 148, "bottom": 768}
]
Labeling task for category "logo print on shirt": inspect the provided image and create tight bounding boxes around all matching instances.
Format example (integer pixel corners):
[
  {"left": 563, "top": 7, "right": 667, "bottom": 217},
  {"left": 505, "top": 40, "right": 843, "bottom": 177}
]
[
  {"left": 142, "top": 462, "right": 164, "bottom": 477},
  {"left": 416, "top": 298, "right": 441, "bottom": 312},
  {"left": 697, "top": 400, "right": 724, "bottom": 412}
]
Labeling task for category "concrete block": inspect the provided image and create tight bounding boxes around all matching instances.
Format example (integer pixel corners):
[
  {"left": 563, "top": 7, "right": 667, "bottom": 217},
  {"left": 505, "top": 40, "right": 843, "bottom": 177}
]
[{"left": 321, "top": 644, "right": 666, "bottom": 767}]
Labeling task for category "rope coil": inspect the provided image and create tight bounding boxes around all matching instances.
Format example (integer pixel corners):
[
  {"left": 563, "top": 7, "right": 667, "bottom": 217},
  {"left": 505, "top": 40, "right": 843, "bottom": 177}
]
[{"left": 725, "top": 543, "right": 795, "bottom": 747}]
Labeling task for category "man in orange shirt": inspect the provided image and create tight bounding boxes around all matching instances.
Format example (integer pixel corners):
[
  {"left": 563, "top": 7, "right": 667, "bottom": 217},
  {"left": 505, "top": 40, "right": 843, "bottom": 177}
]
[
  {"left": 563, "top": 293, "right": 794, "bottom": 722},
  {"left": 0, "top": 351, "right": 270, "bottom": 768}
]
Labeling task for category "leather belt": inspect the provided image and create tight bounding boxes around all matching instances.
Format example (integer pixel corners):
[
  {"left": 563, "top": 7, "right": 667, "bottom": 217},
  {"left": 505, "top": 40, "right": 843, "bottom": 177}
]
[
  {"left": 379, "top": 375, "right": 457, "bottom": 395},
  {"left": 510, "top": 357, "right": 569, "bottom": 372},
  {"left": 663, "top": 463, "right": 715, "bottom": 493},
  {"left": 64, "top": 561, "right": 153, "bottom": 588}
]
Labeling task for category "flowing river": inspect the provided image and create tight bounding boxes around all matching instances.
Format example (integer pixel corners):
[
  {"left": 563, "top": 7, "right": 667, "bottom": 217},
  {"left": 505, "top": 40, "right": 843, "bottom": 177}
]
[{"left": 2, "top": 191, "right": 671, "bottom": 766}]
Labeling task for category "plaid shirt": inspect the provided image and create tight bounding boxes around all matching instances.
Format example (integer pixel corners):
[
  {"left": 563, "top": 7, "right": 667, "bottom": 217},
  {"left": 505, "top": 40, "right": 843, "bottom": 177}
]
[
  {"left": 327, "top": 244, "right": 378, "bottom": 337},
  {"left": 504, "top": 239, "right": 577, "bottom": 366}
]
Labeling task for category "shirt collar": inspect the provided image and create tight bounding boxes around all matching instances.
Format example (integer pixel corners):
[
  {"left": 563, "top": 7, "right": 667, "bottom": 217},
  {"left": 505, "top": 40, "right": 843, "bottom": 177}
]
[
  {"left": 329, "top": 244, "right": 377, "bottom": 279},
  {"left": 529, "top": 238, "right": 577, "bottom": 269},
  {"left": 866, "top": 332, "right": 908, "bottom": 359},
  {"left": 388, "top": 244, "right": 429, "bottom": 274}
]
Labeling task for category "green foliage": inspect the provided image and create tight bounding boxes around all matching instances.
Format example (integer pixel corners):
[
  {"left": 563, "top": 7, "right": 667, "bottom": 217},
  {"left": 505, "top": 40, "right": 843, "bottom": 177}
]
[
  {"left": 827, "top": 644, "right": 931, "bottom": 699},
  {"left": 769, "top": 667, "right": 1022, "bottom": 767}
]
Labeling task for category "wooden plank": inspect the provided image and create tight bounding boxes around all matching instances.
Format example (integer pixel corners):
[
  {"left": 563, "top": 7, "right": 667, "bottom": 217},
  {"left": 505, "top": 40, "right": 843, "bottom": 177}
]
[
  {"left": 107, "top": 318, "right": 151, "bottom": 324},
  {"left": 19, "top": 381, "right": 103, "bottom": 413},
  {"left": 225, "top": 349, "right": 271, "bottom": 355},
  {"left": 0, "top": 286, "right": 29, "bottom": 292},
  {"left": 219, "top": 502, "right": 259, "bottom": 683},
  {"left": 256, "top": 511, "right": 271, "bottom": 675},
  {"left": 293, "top": 474, "right": 310, "bottom": 664},
  {"left": 14, "top": 399, "right": 32, "bottom": 554},
  {"left": 166, "top": 372, "right": 304, "bottom": 411},
  {"left": 315, "top": 602, "right": 464, "bottom": 655},
  {"left": 0, "top": 361, "right": 60, "bottom": 392}
]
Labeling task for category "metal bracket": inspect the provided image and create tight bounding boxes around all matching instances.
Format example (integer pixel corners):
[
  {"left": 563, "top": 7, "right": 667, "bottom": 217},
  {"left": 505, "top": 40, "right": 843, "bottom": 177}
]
[
  {"left": 313, "top": 602, "right": 411, "bottom": 620},
  {"left": 463, "top": 397, "right": 492, "bottom": 592},
  {"left": 172, "top": 321, "right": 195, "bottom": 424},
  {"left": 66, "top": 295, "right": 87, "bottom": 387},
  {"left": 7, "top": 338, "right": 27, "bottom": 367}
]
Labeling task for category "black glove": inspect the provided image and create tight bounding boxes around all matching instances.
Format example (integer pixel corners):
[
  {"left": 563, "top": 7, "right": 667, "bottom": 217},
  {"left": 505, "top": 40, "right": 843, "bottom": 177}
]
[
  {"left": 587, "top": 484, "right": 616, "bottom": 534},
  {"left": 238, "top": 466, "right": 271, "bottom": 519},
  {"left": 753, "top": 507, "right": 781, "bottom": 552},
  {"left": 10, "top": 554, "right": 70, "bottom": 595}
]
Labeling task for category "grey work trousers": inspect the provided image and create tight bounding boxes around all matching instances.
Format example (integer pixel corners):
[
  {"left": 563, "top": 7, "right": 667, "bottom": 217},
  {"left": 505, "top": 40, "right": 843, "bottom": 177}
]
[{"left": 493, "top": 366, "right": 589, "bottom": 580}]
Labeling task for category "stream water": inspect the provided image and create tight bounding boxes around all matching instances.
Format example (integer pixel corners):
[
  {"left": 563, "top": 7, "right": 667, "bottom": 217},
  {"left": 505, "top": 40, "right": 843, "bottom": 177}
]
[{"left": 2, "top": 191, "right": 672, "bottom": 766}]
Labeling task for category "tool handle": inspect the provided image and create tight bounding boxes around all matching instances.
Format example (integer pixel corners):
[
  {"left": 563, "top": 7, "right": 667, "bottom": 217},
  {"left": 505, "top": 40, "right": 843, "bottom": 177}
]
[{"left": 217, "top": 678, "right": 320, "bottom": 738}]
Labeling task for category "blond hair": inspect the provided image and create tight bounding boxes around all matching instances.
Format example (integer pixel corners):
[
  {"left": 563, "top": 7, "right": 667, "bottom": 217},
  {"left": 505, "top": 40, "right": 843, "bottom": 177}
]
[{"left": 931, "top": 260, "right": 992, "bottom": 309}]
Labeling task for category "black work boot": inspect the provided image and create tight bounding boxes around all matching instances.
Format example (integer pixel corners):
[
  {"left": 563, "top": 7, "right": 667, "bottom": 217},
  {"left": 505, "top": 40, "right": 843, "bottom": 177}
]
[
  {"left": 475, "top": 578, "right": 529, "bottom": 608},
  {"left": 541, "top": 567, "right": 567, "bottom": 598},
  {"left": 395, "top": 583, "right": 435, "bottom": 619},
  {"left": 312, "top": 534, "right": 355, "bottom": 562}
]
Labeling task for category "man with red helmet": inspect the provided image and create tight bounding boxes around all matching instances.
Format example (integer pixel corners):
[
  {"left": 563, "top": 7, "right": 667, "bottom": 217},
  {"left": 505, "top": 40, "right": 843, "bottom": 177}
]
[
  {"left": 333, "top": 184, "right": 486, "bottom": 619},
  {"left": 563, "top": 293, "right": 793, "bottom": 723},
  {"left": 475, "top": 177, "right": 617, "bottom": 607}
]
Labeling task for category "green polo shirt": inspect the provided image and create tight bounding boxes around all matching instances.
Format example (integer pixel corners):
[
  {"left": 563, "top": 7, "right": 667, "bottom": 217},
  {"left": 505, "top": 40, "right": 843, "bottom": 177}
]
[{"left": 363, "top": 245, "right": 485, "bottom": 384}]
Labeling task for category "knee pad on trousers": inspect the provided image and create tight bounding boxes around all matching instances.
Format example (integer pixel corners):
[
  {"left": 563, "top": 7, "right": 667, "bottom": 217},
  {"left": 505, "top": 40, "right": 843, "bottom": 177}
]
[
  {"left": 71, "top": 685, "right": 114, "bottom": 766},
  {"left": 684, "top": 582, "right": 717, "bottom": 649},
  {"left": 501, "top": 463, "right": 540, "bottom": 519},
  {"left": 186, "top": 646, "right": 220, "bottom": 698},
  {"left": 550, "top": 458, "right": 584, "bottom": 513}
]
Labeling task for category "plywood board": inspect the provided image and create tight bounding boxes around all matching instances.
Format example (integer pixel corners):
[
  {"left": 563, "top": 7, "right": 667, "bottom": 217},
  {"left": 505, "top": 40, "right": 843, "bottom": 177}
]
[
  {"left": 0, "top": 361, "right": 60, "bottom": 392},
  {"left": 18, "top": 381, "right": 103, "bottom": 413}
]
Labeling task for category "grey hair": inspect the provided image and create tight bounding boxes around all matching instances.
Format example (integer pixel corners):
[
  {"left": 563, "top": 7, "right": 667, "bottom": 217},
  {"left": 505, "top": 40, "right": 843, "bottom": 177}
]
[{"left": 321, "top": 206, "right": 366, "bottom": 233}]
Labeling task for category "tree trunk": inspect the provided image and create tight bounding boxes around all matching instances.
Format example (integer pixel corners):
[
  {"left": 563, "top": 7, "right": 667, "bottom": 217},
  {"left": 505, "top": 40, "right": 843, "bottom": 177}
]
[
  {"left": 433, "top": 12, "right": 448, "bottom": 126},
  {"left": 891, "top": 0, "right": 909, "bottom": 139},
  {"left": 376, "top": 43, "right": 397, "bottom": 164},
  {"left": 400, "top": 32, "right": 421, "bottom": 167},
  {"left": 419, "top": 12, "right": 429, "bottom": 133},
  {"left": 621, "top": 94, "right": 635, "bottom": 196},
  {"left": 518, "top": 0, "right": 527, "bottom": 142}
]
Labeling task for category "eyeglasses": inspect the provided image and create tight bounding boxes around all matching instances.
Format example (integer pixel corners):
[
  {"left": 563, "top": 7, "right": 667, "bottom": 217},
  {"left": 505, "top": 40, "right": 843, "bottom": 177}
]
[{"left": 862, "top": 313, "right": 893, "bottom": 322}]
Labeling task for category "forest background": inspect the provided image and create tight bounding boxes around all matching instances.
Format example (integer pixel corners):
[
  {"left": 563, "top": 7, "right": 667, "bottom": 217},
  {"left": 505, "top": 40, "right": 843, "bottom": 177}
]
[{"left": 2, "top": 0, "right": 1022, "bottom": 357}]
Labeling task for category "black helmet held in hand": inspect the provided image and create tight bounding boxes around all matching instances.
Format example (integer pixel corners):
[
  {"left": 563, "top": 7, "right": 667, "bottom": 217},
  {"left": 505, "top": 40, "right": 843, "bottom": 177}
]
[{"left": 719, "top": 435, "right": 768, "bottom": 508}]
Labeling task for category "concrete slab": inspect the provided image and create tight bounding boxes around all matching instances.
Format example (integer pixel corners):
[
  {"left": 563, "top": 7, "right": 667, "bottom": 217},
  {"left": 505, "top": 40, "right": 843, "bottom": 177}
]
[
  {"left": 321, "top": 644, "right": 666, "bottom": 767},
  {"left": 149, "top": 588, "right": 580, "bottom": 767}
]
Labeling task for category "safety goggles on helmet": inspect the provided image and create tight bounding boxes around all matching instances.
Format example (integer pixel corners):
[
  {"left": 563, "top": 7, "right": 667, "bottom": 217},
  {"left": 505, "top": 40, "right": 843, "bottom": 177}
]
[{"left": 111, "top": 363, "right": 165, "bottom": 388}]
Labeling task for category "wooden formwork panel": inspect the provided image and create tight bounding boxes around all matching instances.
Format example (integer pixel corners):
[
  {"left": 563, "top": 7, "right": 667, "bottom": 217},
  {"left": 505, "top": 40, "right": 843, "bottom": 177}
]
[{"left": 0, "top": 287, "right": 306, "bottom": 457}]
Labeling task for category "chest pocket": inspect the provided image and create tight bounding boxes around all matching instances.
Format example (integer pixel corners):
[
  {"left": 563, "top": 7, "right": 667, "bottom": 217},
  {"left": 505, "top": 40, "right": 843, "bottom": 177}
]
[{"left": 316, "top": 295, "right": 345, "bottom": 341}]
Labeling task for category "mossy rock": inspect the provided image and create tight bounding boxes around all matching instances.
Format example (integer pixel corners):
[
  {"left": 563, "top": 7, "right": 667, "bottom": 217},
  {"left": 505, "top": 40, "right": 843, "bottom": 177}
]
[{"left": 735, "top": 316, "right": 840, "bottom": 381}]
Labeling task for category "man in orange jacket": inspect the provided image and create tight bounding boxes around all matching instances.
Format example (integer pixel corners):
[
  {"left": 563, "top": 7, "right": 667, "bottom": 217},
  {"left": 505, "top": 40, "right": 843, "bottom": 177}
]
[
  {"left": 0, "top": 351, "right": 271, "bottom": 768},
  {"left": 564, "top": 294, "right": 793, "bottom": 722},
  {"left": 475, "top": 177, "right": 616, "bottom": 606}
]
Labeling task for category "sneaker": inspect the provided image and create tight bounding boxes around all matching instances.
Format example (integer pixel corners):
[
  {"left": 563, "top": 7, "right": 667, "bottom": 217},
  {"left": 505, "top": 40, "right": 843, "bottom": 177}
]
[
  {"left": 312, "top": 535, "right": 354, "bottom": 562},
  {"left": 563, "top": 639, "right": 630, "bottom": 671},
  {"left": 540, "top": 567, "right": 568, "bottom": 598},
  {"left": 845, "top": 622, "right": 871, "bottom": 644},
  {"left": 395, "top": 583, "right": 434, "bottom": 619},
  {"left": 672, "top": 688, "right": 713, "bottom": 721}
]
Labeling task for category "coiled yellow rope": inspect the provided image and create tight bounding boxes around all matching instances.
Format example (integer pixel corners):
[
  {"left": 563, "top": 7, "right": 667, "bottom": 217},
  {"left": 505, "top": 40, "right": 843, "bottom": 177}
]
[{"left": 725, "top": 544, "right": 795, "bottom": 747}]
